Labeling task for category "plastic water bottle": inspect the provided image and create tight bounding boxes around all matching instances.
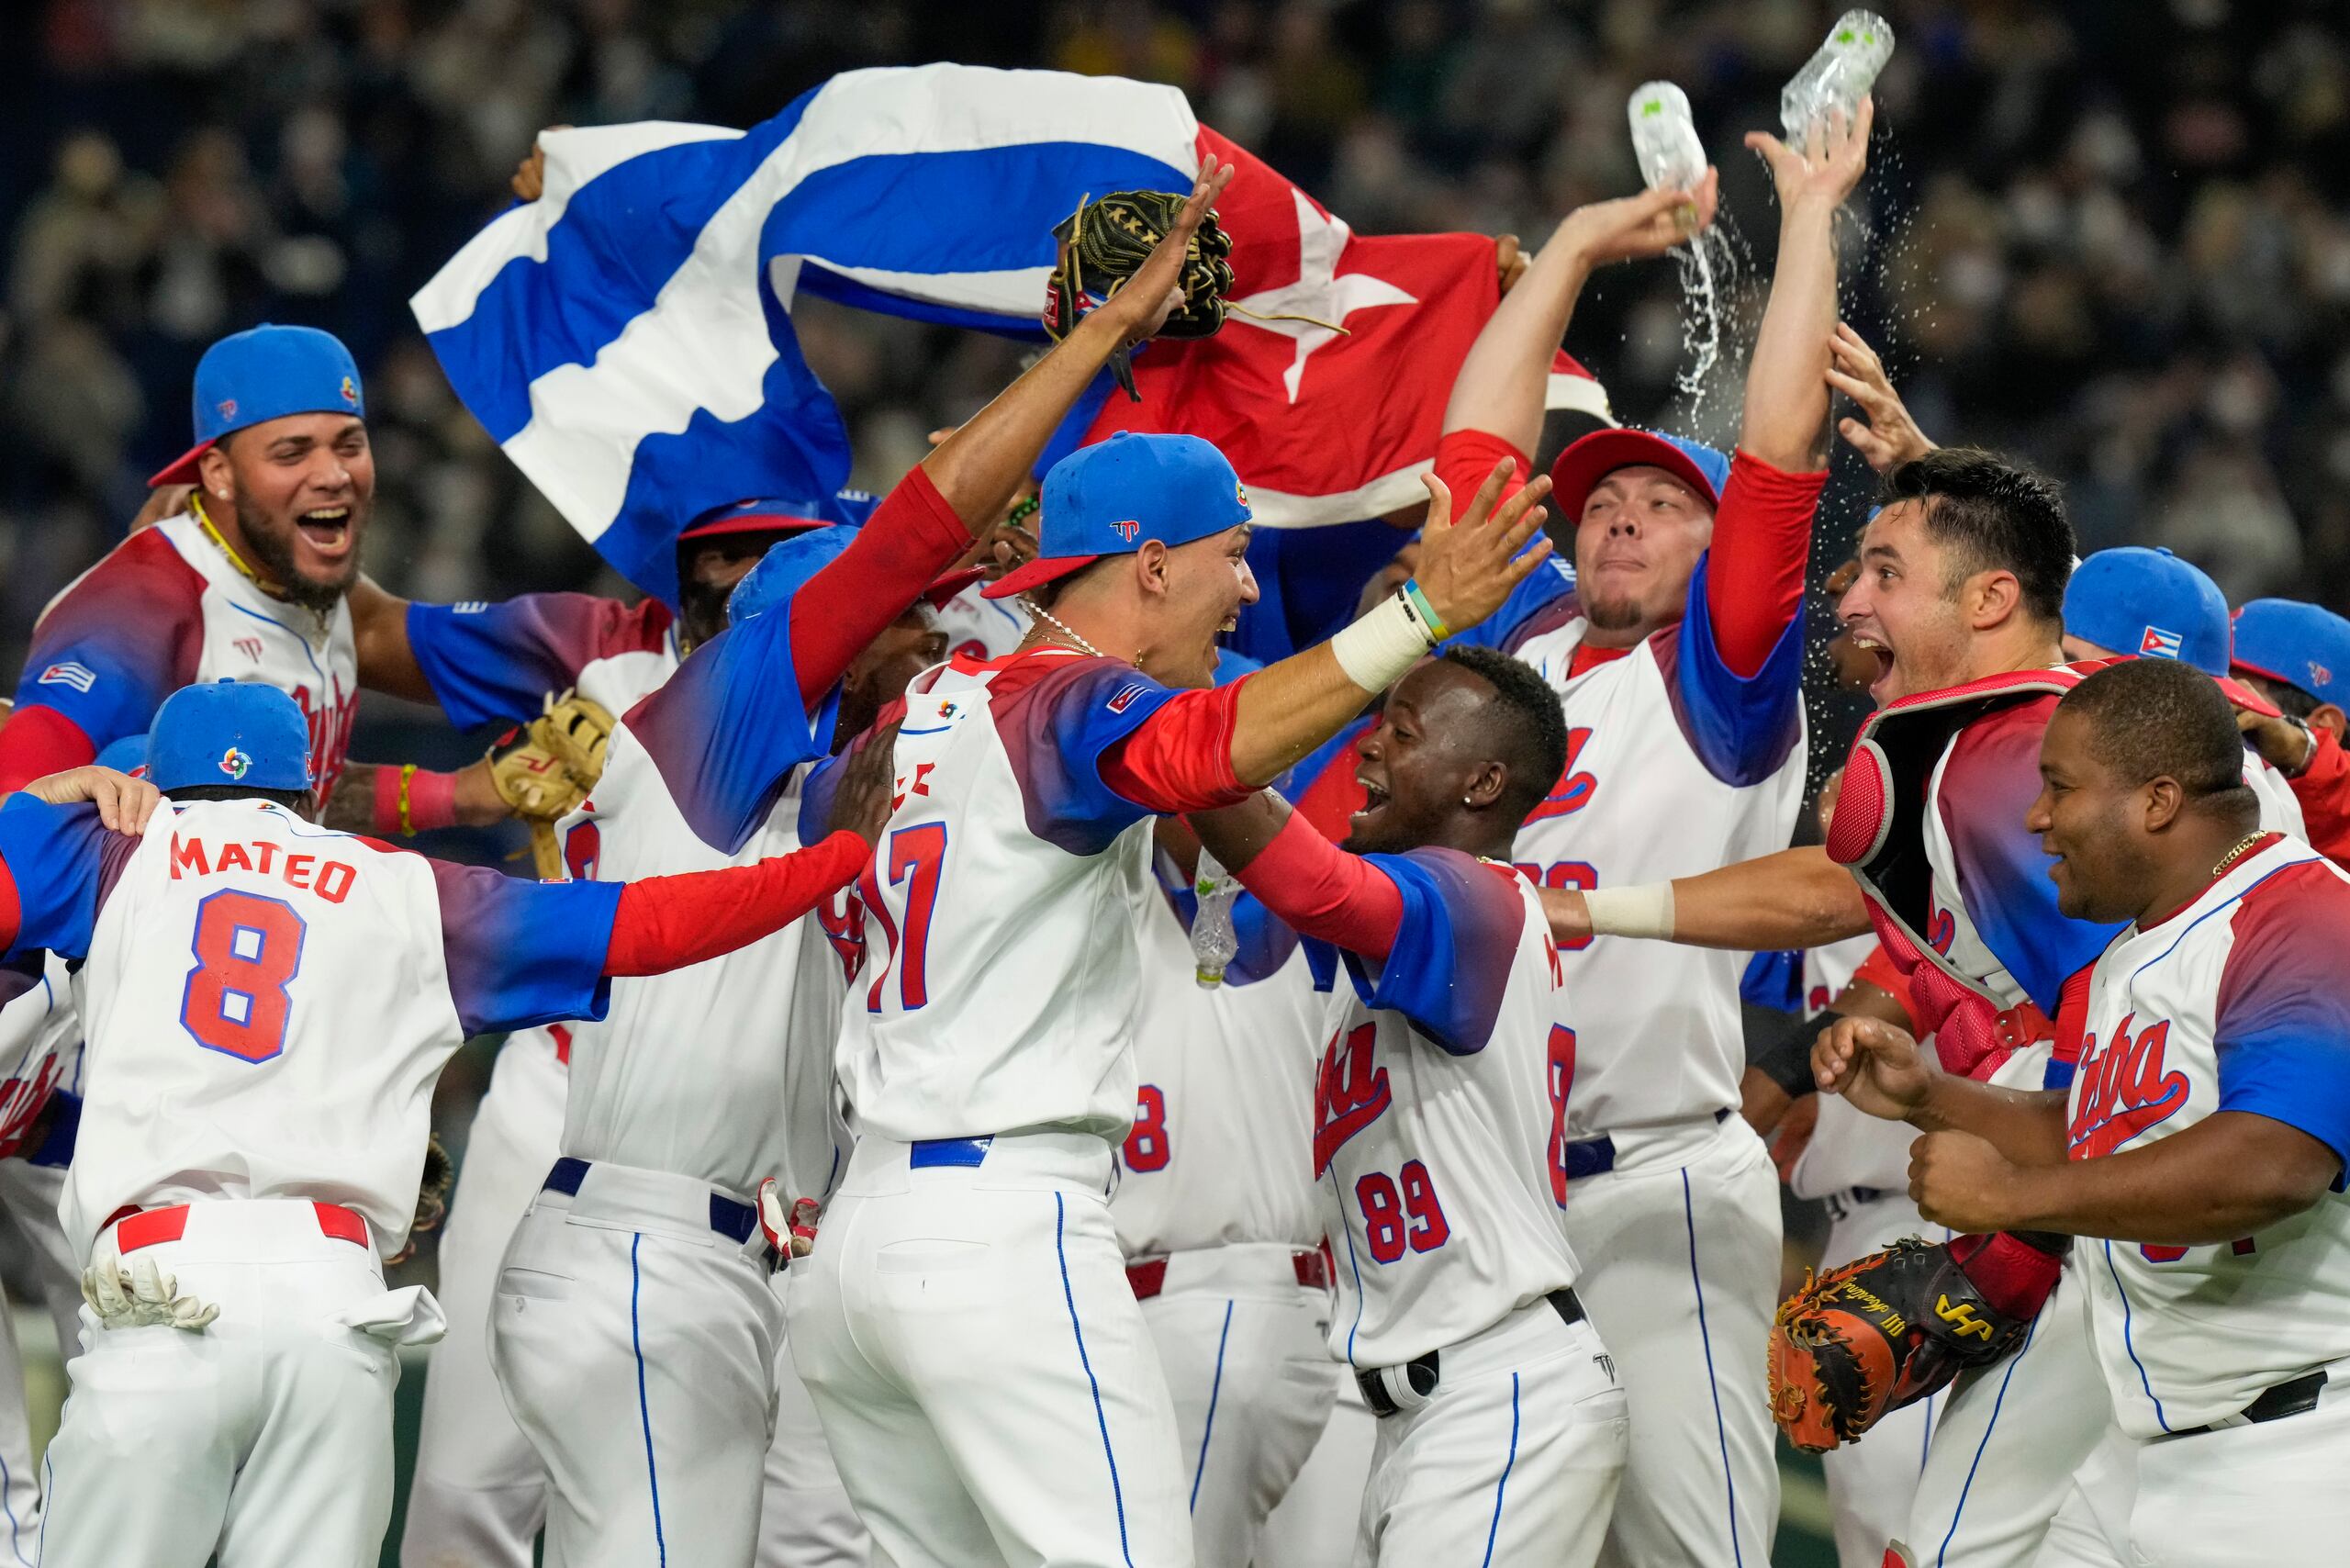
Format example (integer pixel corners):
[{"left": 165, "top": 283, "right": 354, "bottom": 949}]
[
  {"left": 1191, "top": 848, "right": 1240, "bottom": 989},
  {"left": 1780, "top": 10, "right": 1894, "bottom": 145},
  {"left": 1628, "top": 82, "right": 1707, "bottom": 196}
]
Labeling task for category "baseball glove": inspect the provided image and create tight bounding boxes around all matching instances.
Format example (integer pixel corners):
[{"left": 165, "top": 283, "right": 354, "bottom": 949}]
[
  {"left": 1768, "top": 1234, "right": 2043, "bottom": 1452},
  {"left": 486, "top": 689, "right": 612, "bottom": 878},
  {"left": 1042, "top": 188, "right": 1235, "bottom": 402}
]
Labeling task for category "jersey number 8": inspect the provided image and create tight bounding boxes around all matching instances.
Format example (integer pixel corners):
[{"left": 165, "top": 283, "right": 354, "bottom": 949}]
[{"left": 180, "top": 890, "right": 308, "bottom": 1063}]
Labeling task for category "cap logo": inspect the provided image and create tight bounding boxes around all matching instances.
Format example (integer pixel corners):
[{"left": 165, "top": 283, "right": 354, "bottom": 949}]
[
  {"left": 2312, "top": 661, "right": 2333, "bottom": 689},
  {"left": 2138, "top": 626, "right": 2183, "bottom": 660},
  {"left": 1237, "top": 481, "right": 1248, "bottom": 508},
  {"left": 218, "top": 747, "right": 252, "bottom": 781},
  {"left": 217, "top": 398, "right": 238, "bottom": 420},
  {"left": 340, "top": 375, "right": 359, "bottom": 408},
  {"left": 1110, "top": 520, "right": 1140, "bottom": 543}
]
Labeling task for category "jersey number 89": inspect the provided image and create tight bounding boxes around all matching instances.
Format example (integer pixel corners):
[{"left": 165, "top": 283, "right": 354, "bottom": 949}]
[{"left": 180, "top": 890, "right": 308, "bottom": 1063}]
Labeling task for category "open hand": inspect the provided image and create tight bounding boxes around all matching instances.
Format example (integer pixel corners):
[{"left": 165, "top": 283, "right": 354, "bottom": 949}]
[
  {"left": 1745, "top": 95, "right": 1874, "bottom": 212},
  {"left": 1101, "top": 156, "right": 1237, "bottom": 347},
  {"left": 1813, "top": 1013, "right": 1932, "bottom": 1122},
  {"left": 20, "top": 766, "right": 161, "bottom": 835},
  {"left": 510, "top": 127, "right": 572, "bottom": 203},
  {"left": 1410, "top": 461, "right": 1552, "bottom": 636},
  {"left": 1554, "top": 176, "right": 1721, "bottom": 266},
  {"left": 1828, "top": 324, "right": 1934, "bottom": 472}
]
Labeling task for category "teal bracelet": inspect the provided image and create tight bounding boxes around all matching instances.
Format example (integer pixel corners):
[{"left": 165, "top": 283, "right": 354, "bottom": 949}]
[{"left": 1401, "top": 578, "right": 1449, "bottom": 643}]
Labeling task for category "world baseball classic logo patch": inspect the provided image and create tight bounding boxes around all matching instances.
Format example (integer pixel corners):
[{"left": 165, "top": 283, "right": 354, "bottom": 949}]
[
  {"left": 218, "top": 747, "right": 252, "bottom": 781},
  {"left": 37, "top": 662, "right": 96, "bottom": 693},
  {"left": 2138, "top": 625, "right": 2184, "bottom": 659}
]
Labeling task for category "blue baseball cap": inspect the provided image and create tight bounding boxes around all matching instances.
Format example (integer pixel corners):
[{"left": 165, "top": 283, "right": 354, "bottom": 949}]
[
  {"left": 678, "top": 497, "right": 837, "bottom": 546},
  {"left": 94, "top": 734, "right": 150, "bottom": 778},
  {"left": 983, "top": 432, "right": 1253, "bottom": 600},
  {"left": 1546, "top": 428, "right": 1729, "bottom": 519},
  {"left": 149, "top": 324, "right": 365, "bottom": 487},
  {"left": 148, "top": 681, "right": 314, "bottom": 794},
  {"left": 2062, "top": 547, "right": 2229, "bottom": 675},
  {"left": 726, "top": 524, "right": 982, "bottom": 627},
  {"left": 2232, "top": 599, "right": 2350, "bottom": 708}
]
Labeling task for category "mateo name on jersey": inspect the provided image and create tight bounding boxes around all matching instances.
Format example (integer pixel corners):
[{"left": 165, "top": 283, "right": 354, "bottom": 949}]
[{"left": 168, "top": 832, "right": 360, "bottom": 903}]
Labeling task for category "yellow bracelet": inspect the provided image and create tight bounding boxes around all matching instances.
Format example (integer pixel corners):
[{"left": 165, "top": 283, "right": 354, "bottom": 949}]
[{"left": 397, "top": 763, "right": 420, "bottom": 836}]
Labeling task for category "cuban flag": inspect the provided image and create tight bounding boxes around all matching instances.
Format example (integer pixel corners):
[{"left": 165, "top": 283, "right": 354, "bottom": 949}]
[
  {"left": 412, "top": 64, "right": 1607, "bottom": 603},
  {"left": 2140, "top": 625, "right": 2185, "bottom": 659}
]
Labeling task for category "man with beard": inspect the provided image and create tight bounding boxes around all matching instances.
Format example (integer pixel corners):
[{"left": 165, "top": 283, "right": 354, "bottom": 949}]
[{"left": 0, "top": 325, "right": 375, "bottom": 800}]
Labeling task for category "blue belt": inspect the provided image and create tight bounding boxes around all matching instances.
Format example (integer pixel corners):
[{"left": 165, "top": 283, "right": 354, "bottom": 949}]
[
  {"left": 543, "top": 1157, "right": 759, "bottom": 1246},
  {"left": 1563, "top": 1108, "right": 1732, "bottom": 1180},
  {"left": 26, "top": 1090, "right": 78, "bottom": 1170},
  {"left": 910, "top": 1137, "right": 993, "bottom": 1170}
]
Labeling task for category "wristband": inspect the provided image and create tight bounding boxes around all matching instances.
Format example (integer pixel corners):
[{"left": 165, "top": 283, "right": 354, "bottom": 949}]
[
  {"left": 1581, "top": 881, "right": 1675, "bottom": 940},
  {"left": 372, "top": 765, "right": 407, "bottom": 838},
  {"left": 1400, "top": 578, "right": 1450, "bottom": 642},
  {"left": 401, "top": 766, "right": 458, "bottom": 835},
  {"left": 1330, "top": 590, "right": 1439, "bottom": 694}
]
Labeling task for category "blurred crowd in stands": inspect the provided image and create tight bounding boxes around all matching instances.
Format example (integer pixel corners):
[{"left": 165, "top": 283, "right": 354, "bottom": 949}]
[{"left": 6, "top": 0, "right": 2348, "bottom": 686}]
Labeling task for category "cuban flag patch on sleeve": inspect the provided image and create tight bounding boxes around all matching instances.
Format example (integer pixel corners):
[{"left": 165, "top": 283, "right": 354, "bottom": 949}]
[
  {"left": 2138, "top": 626, "right": 2184, "bottom": 659},
  {"left": 37, "top": 662, "right": 96, "bottom": 693},
  {"left": 1106, "top": 681, "right": 1150, "bottom": 714}
]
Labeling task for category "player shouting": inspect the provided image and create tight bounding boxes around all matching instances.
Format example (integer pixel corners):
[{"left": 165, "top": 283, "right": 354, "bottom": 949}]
[
  {"left": 787, "top": 426, "right": 1554, "bottom": 1562},
  {"left": 1188, "top": 647, "right": 1626, "bottom": 1563},
  {"left": 1421, "top": 102, "right": 1871, "bottom": 1566},
  {"left": 1817, "top": 656, "right": 2350, "bottom": 1566},
  {"left": 0, "top": 678, "right": 890, "bottom": 1567}
]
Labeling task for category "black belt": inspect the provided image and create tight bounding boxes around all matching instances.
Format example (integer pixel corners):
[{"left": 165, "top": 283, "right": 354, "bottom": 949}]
[
  {"left": 1563, "top": 1108, "right": 1732, "bottom": 1180},
  {"left": 1357, "top": 1289, "right": 1585, "bottom": 1417},
  {"left": 2164, "top": 1369, "right": 2327, "bottom": 1439},
  {"left": 543, "top": 1158, "right": 779, "bottom": 1270}
]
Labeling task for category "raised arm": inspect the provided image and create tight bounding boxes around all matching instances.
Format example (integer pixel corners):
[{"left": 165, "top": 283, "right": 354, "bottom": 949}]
[{"left": 1739, "top": 98, "right": 1873, "bottom": 472}]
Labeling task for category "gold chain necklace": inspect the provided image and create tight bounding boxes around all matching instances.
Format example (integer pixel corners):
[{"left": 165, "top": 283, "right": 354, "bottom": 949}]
[
  {"left": 187, "top": 493, "right": 286, "bottom": 599},
  {"left": 2210, "top": 832, "right": 2267, "bottom": 879}
]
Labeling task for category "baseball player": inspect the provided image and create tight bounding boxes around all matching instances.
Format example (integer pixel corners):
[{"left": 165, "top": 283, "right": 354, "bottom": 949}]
[
  {"left": 1190, "top": 646, "right": 1628, "bottom": 1564},
  {"left": 786, "top": 394, "right": 1552, "bottom": 1566},
  {"left": 2230, "top": 598, "right": 2350, "bottom": 861},
  {"left": 0, "top": 678, "right": 884, "bottom": 1567},
  {"left": 482, "top": 174, "right": 1227, "bottom": 1568},
  {"left": 369, "top": 493, "right": 933, "bottom": 1568},
  {"left": 1420, "top": 106, "right": 1872, "bottom": 1568},
  {"left": 1818, "top": 655, "right": 2350, "bottom": 1565},
  {"left": 1113, "top": 850, "right": 1336, "bottom": 1566}
]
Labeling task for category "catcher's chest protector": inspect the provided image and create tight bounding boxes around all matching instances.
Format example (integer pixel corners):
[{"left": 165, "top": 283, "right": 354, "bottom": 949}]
[{"left": 1824, "top": 668, "right": 2085, "bottom": 1078}]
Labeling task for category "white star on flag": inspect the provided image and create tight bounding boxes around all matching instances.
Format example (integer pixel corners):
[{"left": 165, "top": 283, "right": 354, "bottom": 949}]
[{"left": 1229, "top": 191, "right": 1417, "bottom": 404}]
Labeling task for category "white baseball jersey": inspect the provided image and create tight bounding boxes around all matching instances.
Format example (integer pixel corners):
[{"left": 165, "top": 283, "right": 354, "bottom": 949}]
[
  {"left": 13, "top": 512, "right": 357, "bottom": 797},
  {"left": 930, "top": 580, "right": 1031, "bottom": 662},
  {"left": 834, "top": 645, "right": 1252, "bottom": 1143},
  {"left": 0, "top": 796, "right": 619, "bottom": 1259},
  {"left": 1788, "top": 932, "right": 1916, "bottom": 1201},
  {"left": 1498, "top": 571, "right": 1807, "bottom": 1134},
  {"left": 0, "top": 951, "right": 79, "bottom": 1162},
  {"left": 1113, "top": 879, "right": 1326, "bottom": 1258},
  {"left": 1310, "top": 851, "right": 1583, "bottom": 1368},
  {"left": 2066, "top": 835, "right": 2350, "bottom": 1438}
]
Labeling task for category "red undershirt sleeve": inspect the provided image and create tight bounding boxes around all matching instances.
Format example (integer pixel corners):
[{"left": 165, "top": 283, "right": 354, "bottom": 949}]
[
  {"left": 2052, "top": 961, "right": 2097, "bottom": 1072},
  {"left": 1705, "top": 451, "right": 1828, "bottom": 678},
  {"left": 1097, "top": 680, "right": 1252, "bottom": 815},
  {"left": 603, "top": 831, "right": 867, "bottom": 976},
  {"left": 1227, "top": 809, "right": 1404, "bottom": 962},
  {"left": 1433, "top": 428, "right": 1533, "bottom": 510},
  {"left": 2288, "top": 728, "right": 2350, "bottom": 867},
  {"left": 0, "top": 707, "right": 98, "bottom": 796},
  {"left": 787, "top": 465, "right": 970, "bottom": 707}
]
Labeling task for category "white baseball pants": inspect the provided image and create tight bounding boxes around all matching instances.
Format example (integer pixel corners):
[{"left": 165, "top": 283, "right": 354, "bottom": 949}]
[
  {"left": 401, "top": 1032, "right": 565, "bottom": 1568},
  {"left": 490, "top": 1159, "right": 784, "bottom": 1568},
  {"left": 789, "top": 1132, "right": 1192, "bottom": 1568},
  {"left": 1894, "top": 1272, "right": 2107, "bottom": 1568},
  {"left": 1563, "top": 1113, "right": 1781, "bottom": 1568},
  {"left": 39, "top": 1199, "right": 437, "bottom": 1568},
  {"left": 1818, "top": 1188, "right": 1950, "bottom": 1568},
  {"left": 1133, "top": 1244, "right": 1338, "bottom": 1566},
  {"left": 0, "top": 1156, "right": 83, "bottom": 1566},
  {"left": 2031, "top": 1383, "right": 2350, "bottom": 1567},
  {"left": 1355, "top": 1294, "right": 1628, "bottom": 1566},
  {"left": 1254, "top": 1374, "right": 1375, "bottom": 1568}
]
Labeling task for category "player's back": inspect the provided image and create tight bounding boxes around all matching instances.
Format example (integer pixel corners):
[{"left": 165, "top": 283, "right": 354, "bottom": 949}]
[
  {"left": 839, "top": 648, "right": 1168, "bottom": 1144},
  {"left": 1506, "top": 613, "right": 1806, "bottom": 1132},
  {"left": 71, "top": 800, "right": 513, "bottom": 1258},
  {"left": 1315, "top": 852, "right": 1582, "bottom": 1367}
]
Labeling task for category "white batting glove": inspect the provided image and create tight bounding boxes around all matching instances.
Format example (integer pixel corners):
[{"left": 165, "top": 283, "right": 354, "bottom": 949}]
[
  {"left": 81, "top": 1250, "right": 219, "bottom": 1332},
  {"left": 756, "top": 1179, "right": 821, "bottom": 1260}
]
